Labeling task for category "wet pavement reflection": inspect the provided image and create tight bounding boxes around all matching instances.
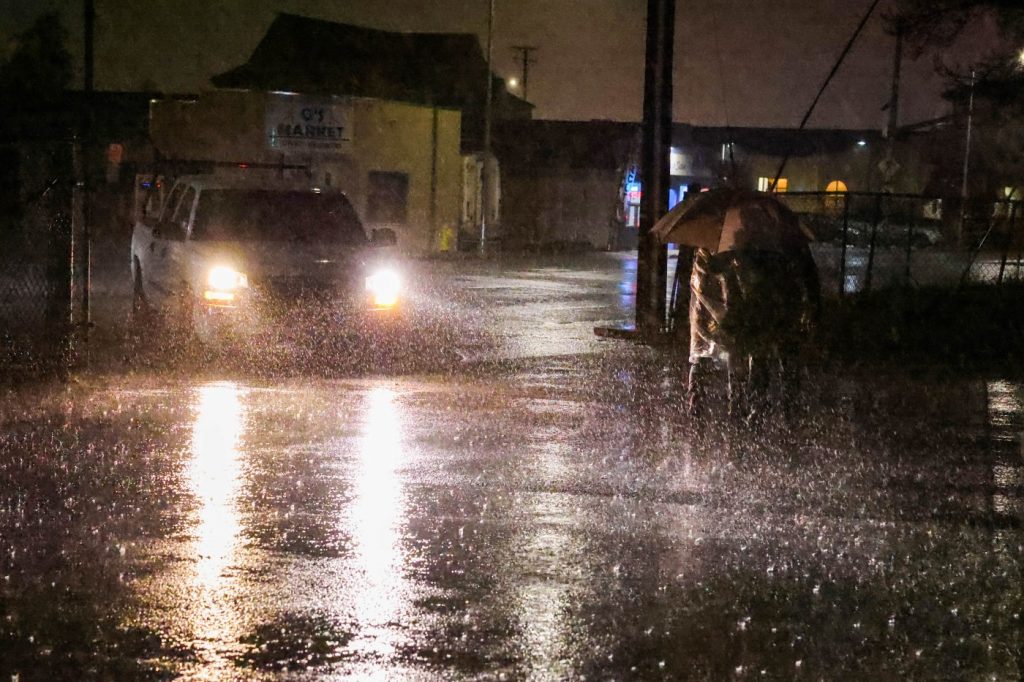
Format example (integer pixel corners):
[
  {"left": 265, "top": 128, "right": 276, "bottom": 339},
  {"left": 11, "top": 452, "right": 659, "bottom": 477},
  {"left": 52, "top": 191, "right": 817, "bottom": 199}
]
[{"left": 1, "top": 253, "right": 1023, "bottom": 679}]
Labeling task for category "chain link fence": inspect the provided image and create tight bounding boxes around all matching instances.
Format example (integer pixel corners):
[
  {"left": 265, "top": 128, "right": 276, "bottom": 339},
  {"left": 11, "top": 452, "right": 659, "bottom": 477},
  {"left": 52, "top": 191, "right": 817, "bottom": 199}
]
[
  {"left": 0, "top": 140, "right": 75, "bottom": 379},
  {"left": 777, "top": 192, "right": 1023, "bottom": 298}
]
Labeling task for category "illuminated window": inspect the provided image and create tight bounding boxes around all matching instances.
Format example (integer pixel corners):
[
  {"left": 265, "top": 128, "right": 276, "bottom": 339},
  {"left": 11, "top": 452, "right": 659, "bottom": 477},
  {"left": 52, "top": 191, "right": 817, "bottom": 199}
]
[
  {"left": 824, "top": 180, "right": 847, "bottom": 211},
  {"left": 757, "top": 177, "right": 788, "bottom": 192}
]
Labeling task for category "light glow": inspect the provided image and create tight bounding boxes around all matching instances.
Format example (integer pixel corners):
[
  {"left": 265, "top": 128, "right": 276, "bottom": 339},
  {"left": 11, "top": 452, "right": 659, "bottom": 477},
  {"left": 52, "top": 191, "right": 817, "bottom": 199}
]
[
  {"left": 366, "top": 268, "right": 401, "bottom": 308},
  {"left": 207, "top": 266, "right": 248, "bottom": 291}
]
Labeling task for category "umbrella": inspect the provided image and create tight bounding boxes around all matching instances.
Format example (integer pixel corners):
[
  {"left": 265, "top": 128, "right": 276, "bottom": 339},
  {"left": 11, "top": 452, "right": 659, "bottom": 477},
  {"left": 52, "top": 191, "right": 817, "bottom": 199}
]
[{"left": 651, "top": 187, "right": 811, "bottom": 254}]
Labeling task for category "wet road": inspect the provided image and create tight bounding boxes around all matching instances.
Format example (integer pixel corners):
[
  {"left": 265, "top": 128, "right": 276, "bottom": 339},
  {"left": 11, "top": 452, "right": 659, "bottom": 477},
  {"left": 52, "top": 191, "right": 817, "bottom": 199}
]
[{"left": 2, "top": 253, "right": 1023, "bottom": 680}]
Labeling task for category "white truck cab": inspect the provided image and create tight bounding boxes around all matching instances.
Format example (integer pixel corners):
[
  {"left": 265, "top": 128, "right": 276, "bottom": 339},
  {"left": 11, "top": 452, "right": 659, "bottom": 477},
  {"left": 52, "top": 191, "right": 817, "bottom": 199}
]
[{"left": 130, "top": 173, "right": 401, "bottom": 341}]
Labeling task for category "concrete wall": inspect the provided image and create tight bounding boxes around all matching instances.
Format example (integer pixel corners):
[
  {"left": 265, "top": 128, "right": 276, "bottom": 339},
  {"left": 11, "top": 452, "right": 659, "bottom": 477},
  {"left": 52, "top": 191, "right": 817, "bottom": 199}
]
[
  {"left": 150, "top": 91, "right": 462, "bottom": 254},
  {"left": 502, "top": 169, "right": 621, "bottom": 250}
]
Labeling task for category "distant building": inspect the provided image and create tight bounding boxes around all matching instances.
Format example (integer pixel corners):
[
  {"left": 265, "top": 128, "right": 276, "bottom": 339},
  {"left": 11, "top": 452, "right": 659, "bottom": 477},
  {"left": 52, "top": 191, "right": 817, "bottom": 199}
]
[
  {"left": 494, "top": 120, "right": 949, "bottom": 251},
  {"left": 495, "top": 120, "right": 637, "bottom": 251}
]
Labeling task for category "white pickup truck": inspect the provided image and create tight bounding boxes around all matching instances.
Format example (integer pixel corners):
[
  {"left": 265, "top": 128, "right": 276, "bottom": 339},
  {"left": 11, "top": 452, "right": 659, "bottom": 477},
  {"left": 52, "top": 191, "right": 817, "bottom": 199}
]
[{"left": 130, "top": 174, "right": 402, "bottom": 342}]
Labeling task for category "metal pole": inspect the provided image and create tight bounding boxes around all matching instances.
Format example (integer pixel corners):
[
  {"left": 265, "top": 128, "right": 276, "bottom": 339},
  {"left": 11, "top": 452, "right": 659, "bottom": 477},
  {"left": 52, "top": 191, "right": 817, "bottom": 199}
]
[
  {"left": 998, "top": 202, "right": 1014, "bottom": 285},
  {"left": 904, "top": 200, "right": 914, "bottom": 286},
  {"left": 1016, "top": 203, "right": 1024, "bottom": 283},
  {"left": 636, "top": 0, "right": 675, "bottom": 337},
  {"left": 81, "top": 0, "right": 95, "bottom": 357},
  {"left": 430, "top": 106, "right": 439, "bottom": 247},
  {"left": 958, "top": 70, "right": 976, "bottom": 245},
  {"left": 838, "top": 193, "right": 850, "bottom": 298},
  {"left": 479, "top": 0, "right": 494, "bottom": 254},
  {"left": 864, "top": 194, "right": 881, "bottom": 294}
]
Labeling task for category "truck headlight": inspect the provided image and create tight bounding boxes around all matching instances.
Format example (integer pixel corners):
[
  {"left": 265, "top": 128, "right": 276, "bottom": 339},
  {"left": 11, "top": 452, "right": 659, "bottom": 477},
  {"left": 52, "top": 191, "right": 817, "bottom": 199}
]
[
  {"left": 366, "top": 268, "right": 400, "bottom": 308},
  {"left": 204, "top": 266, "right": 248, "bottom": 304}
]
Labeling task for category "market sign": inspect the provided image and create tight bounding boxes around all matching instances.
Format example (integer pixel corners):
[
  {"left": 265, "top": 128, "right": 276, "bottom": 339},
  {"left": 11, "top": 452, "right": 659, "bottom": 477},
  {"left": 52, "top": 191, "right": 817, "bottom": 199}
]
[{"left": 266, "top": 99, "right": 353, "bottom": 153}]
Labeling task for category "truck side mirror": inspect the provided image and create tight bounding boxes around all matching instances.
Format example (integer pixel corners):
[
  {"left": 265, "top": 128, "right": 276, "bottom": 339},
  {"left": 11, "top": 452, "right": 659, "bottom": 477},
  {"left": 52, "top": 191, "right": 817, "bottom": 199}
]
[{"left": 372, "top": 228, "right": 397, "bottom": 247}]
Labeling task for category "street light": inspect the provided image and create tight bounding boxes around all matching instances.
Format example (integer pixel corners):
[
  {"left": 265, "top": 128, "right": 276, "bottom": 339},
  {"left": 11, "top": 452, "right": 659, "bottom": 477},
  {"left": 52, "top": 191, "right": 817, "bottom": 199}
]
[{"left": 508, "top": 77, "right": 519, "bottom": 90}]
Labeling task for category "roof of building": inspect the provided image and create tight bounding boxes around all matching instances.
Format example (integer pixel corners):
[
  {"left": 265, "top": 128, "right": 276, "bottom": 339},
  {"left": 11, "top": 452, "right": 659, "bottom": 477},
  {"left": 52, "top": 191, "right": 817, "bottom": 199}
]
[{"left": 211, "top": 13, "right": 531, "bottom": 120}]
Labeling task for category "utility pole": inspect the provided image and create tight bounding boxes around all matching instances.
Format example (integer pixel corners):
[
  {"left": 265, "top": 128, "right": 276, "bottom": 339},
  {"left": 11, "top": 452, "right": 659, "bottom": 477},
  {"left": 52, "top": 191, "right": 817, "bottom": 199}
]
[
  {"left": 510, "top": 45, "right": 537, "bottom": 101},
  {"left": 480, "top": 0, "right": 495, "bottom": 253},
  {"left": 85, "top": 0, "right": 95, "bottom": 91},
  {"left": 636, "top": 0, "right": 675, "bottom": 338},
  {"left": 881, "top": 26, "right": 902, "bottom": 193}
]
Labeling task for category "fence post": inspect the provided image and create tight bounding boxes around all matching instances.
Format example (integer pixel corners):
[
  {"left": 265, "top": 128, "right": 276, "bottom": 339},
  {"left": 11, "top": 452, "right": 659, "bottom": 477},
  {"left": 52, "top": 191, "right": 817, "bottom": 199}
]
[
  {"left": 864, "top": 193, "right": 881, "bottom": 294},
  {"left": 998, "top": 201, "right": 1015, "bottom": 285},
  {"left": 838, "top": 193, "right": 850, "bottom": 298},
  {"left": 1015, "top": 201, "right": 1024, "bottom": 283},
  {"left": 904, "top": 198, "right": 914, "bottom": 287},
  {"left": 42, "top": 162, "right": 74, "bottom": 376}
]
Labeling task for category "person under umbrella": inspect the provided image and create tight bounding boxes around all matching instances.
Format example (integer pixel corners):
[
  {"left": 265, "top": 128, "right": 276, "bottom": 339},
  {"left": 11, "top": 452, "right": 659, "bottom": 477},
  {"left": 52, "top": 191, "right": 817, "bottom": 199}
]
[{"left": 654, "top": 188, "right": 820, "bottom": 423}]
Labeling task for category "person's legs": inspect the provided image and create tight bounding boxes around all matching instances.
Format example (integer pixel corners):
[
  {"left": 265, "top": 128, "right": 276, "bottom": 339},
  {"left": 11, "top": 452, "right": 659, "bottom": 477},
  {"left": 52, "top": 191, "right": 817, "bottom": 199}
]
[
  {"left": 726, "top": 354, "right": 748, "bottom": 422},
  {"left": 687, "top": 358, "right": 715, "bottom": 418},
  {"left": 778, "top": 345, "right": 800, "bottom": 422},
  {"left": 746, "top": 353, "right": 771, "bottom": 424}
]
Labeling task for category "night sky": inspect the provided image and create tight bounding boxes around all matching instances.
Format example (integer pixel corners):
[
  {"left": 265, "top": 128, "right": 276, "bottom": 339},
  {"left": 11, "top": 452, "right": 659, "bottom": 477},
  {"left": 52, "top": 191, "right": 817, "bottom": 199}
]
[{"left": 0, "top": 0, "right": 992, "bottom": 129}]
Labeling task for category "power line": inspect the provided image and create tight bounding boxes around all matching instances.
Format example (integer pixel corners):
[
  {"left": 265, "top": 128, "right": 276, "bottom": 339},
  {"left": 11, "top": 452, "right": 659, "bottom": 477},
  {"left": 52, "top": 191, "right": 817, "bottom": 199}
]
[{"left": 770, "top": 0, "right": 883, "bottom": 192}]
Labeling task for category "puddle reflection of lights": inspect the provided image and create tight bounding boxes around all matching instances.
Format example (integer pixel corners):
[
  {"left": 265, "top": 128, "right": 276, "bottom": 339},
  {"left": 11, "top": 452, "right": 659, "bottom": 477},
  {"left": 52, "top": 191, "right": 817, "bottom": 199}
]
[
  {"left": 186, "top": 381, "right": 247, "bottom": 665},
  {"left": 986, "top": 380, "right": 1022, "bottom": 429},
  {"left": 519, "top": 494, "right": 583, "bottom": 679},
  {"left": 189, "top": 381, "right": 245, "bottom": 586},
  {"left": 619, "top": 258, "right": 637, "bottom": 294},
  {"left": 350, "top": 386, "right": 408, "bottom": 656},
  {"left": 620, "top": 257, "right": 637, "bottom": 310}
]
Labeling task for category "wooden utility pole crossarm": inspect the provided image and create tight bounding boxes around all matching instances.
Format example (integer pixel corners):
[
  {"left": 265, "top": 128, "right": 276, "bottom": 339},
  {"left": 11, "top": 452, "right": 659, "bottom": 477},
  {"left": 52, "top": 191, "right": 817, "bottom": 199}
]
[{"left": 510, "top": 45, "right": 538, "bottom": 101}]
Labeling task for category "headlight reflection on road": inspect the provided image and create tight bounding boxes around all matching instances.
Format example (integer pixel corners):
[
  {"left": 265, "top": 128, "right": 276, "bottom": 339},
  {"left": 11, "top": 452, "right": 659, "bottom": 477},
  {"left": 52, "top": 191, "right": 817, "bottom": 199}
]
[
  {"left": 189, "top": 382, "right": 245, "bottom": 584},
  {"left": 518, "top": 440, "right": 587, "bottom": 679},
  {"left": 349, "top": 386, "right": 409, "bottom": 657},
  {"left": 187, "top": 381, "right": 246, "bottom": 662}
]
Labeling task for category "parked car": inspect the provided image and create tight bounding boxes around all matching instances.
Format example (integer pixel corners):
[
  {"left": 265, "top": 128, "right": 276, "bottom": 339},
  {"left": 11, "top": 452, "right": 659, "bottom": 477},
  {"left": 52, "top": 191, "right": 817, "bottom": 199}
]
[{"left": 130, "top": 173, "right": 402, "bottom": 344}]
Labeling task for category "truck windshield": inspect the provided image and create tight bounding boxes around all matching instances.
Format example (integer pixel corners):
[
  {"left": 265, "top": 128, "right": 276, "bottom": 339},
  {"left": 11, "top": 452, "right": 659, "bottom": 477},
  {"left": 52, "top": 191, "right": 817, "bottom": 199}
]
[{"left": 191, "top": 189, "right": 366, "bottom": 243}]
